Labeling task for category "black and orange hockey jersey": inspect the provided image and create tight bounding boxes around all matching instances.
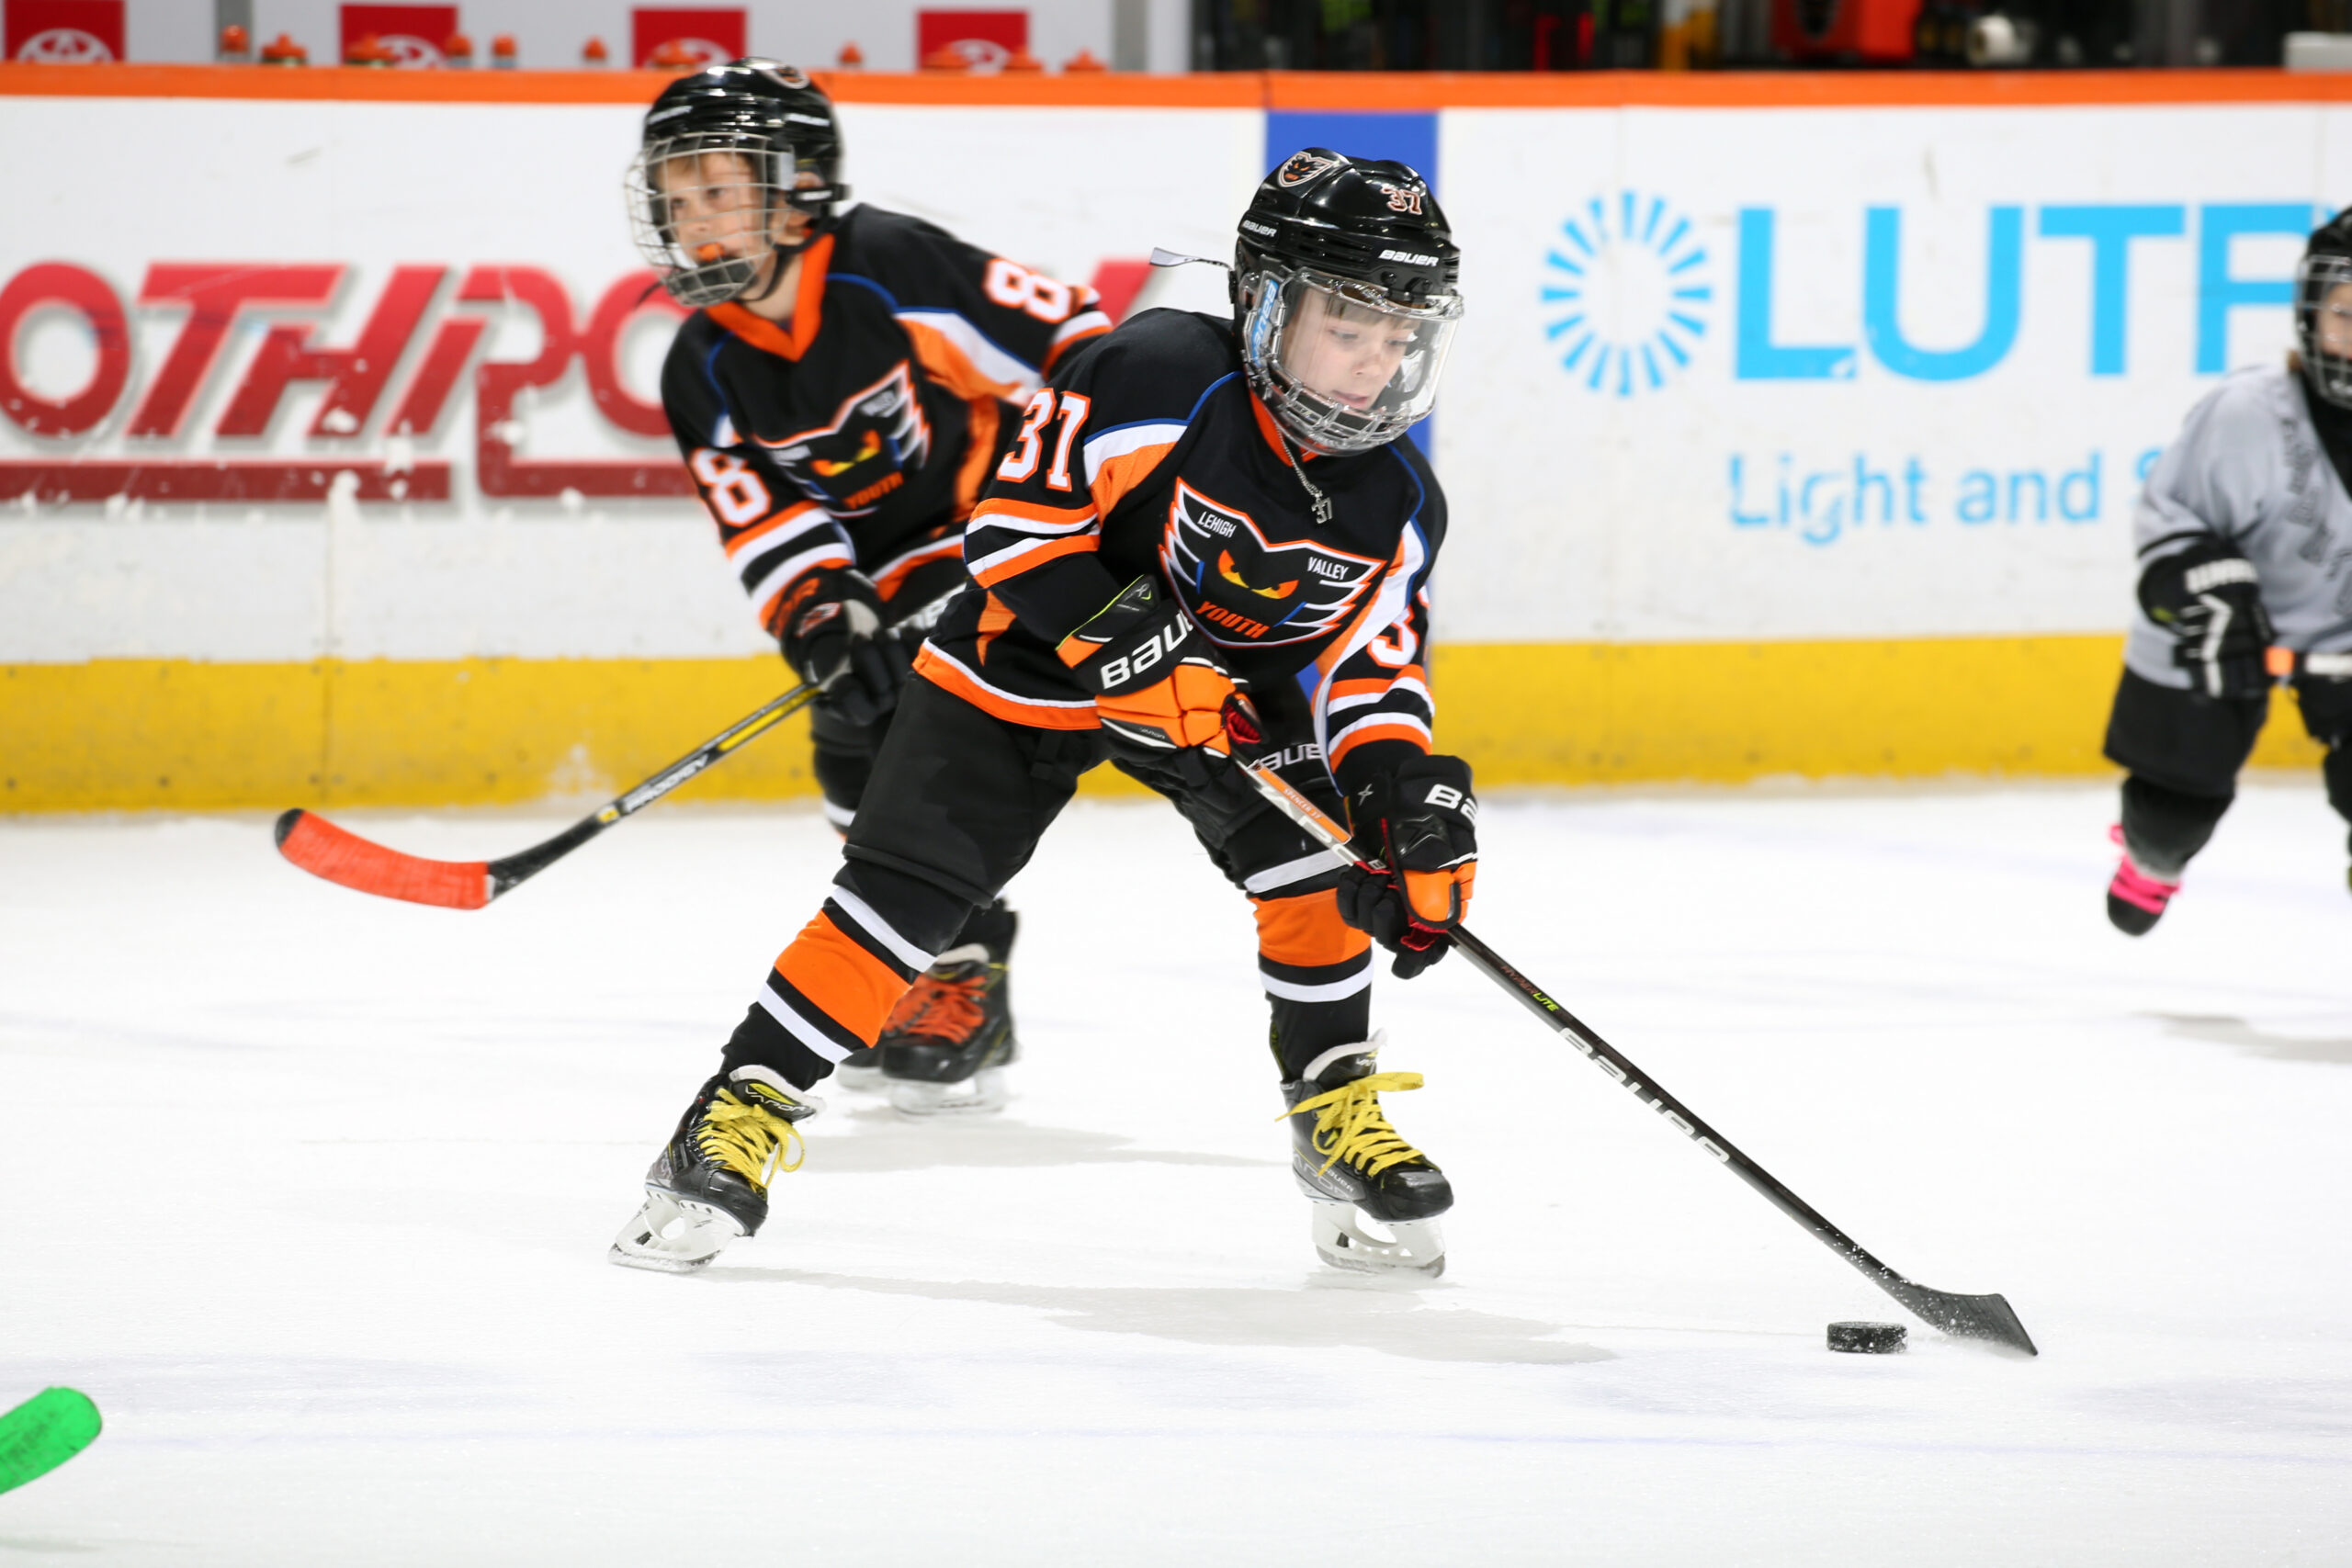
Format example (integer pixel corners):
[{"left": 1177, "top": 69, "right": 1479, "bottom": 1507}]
[
  {"left": 916, "top": 308, "right": 1446, "bottom": 788},
  {"left": 661, "top": 204, "right": 1110, "bottom": 633}
]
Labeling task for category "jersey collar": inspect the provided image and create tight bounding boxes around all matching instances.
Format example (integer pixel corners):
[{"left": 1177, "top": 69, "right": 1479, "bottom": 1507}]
[
  {"left": 708, "top": 231, "right": 836, "bottom": 362},
  {"left": 1250, "top": 392, "right": 1320, "bottom": 462}
]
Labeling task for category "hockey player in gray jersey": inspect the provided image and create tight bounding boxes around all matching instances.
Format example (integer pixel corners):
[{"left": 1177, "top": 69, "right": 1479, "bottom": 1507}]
[{"left": 2101, "top": 208, "right": 2352, "bottom": 933}]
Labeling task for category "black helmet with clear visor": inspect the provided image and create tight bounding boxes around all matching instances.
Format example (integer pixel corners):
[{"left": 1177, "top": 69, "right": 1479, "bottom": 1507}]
[
  {"left": 626, "top": 59, "right": 848, "bottom": 309},
  {"left": 2298, "top": 206, "right": 2352, "bottom": 410},
  {"left": 1235, "top": 150, "right": 1463, "bottom": 457}
]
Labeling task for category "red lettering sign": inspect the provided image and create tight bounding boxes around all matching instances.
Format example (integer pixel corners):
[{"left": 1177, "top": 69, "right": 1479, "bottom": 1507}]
[
  {"left": 631, "top": 6, "right": 745, "bottom": 68},
  {"left": 0, "top": 264, "right": 130, "bottom": 436},
  {"left": 6, "top": 0, "right": 123, "bottom": 62},
  {"left": 0, "top": 261, "right": 694, "bottom": 506}
]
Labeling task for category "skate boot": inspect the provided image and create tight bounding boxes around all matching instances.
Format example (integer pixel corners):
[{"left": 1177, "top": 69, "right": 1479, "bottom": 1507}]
[
  {"left": 1279, "top": 1034, "right": 1450, "bottom": 1278},
  {"left": 2106, "top": 824, "right": 2181, "bottom": 936},
  {"left": 877, "top": 912, "right": 1017, "bottom": 1116},
  {"left": 608, "top": 1065, "right": 820, "bottom": 1273},
  {"left": 831, "top": 1048, "right": 885, "bottom": 1096}
]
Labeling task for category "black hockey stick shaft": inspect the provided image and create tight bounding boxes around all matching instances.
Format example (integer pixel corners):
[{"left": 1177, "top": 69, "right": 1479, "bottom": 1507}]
[
  {"left": 1231, "top": 752, "right": 2037, "bottom": 1355},
  {"left": 487, "top": 679, "right": 823, "bottom": 894}
]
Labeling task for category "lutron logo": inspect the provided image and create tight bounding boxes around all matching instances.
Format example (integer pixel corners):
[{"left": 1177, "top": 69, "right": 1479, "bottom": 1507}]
[{"left": 1541, "top": 192, "right": 1713, "bottom": 398}]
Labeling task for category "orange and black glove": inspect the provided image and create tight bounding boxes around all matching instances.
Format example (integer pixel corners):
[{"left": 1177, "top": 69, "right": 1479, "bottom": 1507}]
[
  {"left": 1335, "top": 755, "right": 1478, "bottom": 979},
  {"left": 1057, "top": 577, "right": 1244, "bottom": 760}
]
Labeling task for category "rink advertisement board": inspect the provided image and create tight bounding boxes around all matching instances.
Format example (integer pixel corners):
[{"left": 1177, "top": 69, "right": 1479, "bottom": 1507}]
[{"left": 0, "top": 67, "right": 2338, "bottom": 807}]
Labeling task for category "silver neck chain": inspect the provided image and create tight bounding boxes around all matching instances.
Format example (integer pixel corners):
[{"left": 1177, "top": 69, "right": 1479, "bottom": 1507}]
[{"left": 1273, "top": 425, "right": 1334, "bottom": 526}]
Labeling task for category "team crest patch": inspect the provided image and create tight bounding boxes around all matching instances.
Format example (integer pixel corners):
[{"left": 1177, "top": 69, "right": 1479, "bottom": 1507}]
[
  {"left": 1160, "top": 479, "right": 1384, "bottom": 646},
  {"left": 762, "top": 360, "right": 931, "bottom": 516},
  {"left": 1275, "top": 152, "right": 1341, "bottom": 188}
]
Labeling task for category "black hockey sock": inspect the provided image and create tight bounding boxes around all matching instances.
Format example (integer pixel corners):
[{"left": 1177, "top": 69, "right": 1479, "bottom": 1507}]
[
  {"left": 2120, "top": 774, "right": 2233, "bottom": 880},
  {"left": 945, "top": 898, "right": 1017, "bottom": 959}
]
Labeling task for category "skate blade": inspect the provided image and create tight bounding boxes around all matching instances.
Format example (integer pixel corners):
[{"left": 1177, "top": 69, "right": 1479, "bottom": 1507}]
[
  {"left": 831, "top": 1056, "right": 887, "bottom": 1095},
  {"left": 607, "top": 1190, "right": 745, "bottom": 1274},
  {"left": 1309, "top": 1201, "right": 1445, "bottom": 1279},
  {"left": 884, "top": 1066, "right": 1010, "bottom": 1117}
]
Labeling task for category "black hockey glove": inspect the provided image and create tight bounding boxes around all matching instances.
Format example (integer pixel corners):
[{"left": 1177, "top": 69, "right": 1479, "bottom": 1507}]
[
  {"left": 2138, "top": 540, "right": 2276, "bottom": 702},
  {"left": 1335, "top": 755, "right": 1478, "bottom": 980},
  {"left": 775, "top": 568, "right": 910, "bottom": 728}
]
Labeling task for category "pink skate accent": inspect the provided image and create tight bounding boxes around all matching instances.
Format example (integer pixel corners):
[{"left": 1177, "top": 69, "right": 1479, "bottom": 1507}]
[{"left": 2107, "top": 825, "right": 2180, "bottom": 916}]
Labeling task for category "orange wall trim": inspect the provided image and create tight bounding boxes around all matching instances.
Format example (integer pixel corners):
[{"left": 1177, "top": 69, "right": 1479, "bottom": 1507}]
[{"left": 5, "top": 62, "right": 2351, "bottom": 110}]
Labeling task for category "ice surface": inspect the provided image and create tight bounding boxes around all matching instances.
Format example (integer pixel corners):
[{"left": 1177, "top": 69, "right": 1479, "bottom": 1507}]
[{"left": 2, "top": 783, "right": 2348, "bottom": 1563}]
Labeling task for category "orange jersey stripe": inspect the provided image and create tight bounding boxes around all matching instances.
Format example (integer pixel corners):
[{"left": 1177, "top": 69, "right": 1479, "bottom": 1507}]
[
  {"left": 914, "top": 644, "right": 1102, "bottom": 730},
  {"left": 1042, "top": 321, "right": 1111, "bottom": 376},
  {"left": 872, "top": 536, "right": 964, "bottom": 601},
  {"left": 976, "top": 591, "right": 1019, "bottom": 665},
  {"left": 775, "top": 908, "right": 915, "bottom": 1047},
  {"left": 1328, "top": 721, "right": 1433, "bottom": 770},
  {"left": 971, "top": 532, "right": 1100, "bottom": 588},
  {"left": 721, "top": 501, "right": 825, "bottom": 561},
  {"left": 969, "top": 494, "right": 1097, "bottom": 530},
  {"left": 1329, "top": 667, "right": 1427, "bottom": 701},
  {"left": 1089, "top": 441, "right": 1178, "bottom": 519},
  {"left": 1251, "top": 889, "right": 1372, "bottom": 969}
]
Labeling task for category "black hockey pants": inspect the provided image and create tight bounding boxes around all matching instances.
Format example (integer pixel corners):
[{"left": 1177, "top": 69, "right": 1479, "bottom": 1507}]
[
  {"left": 725, "top": 675, "right": 1374, "bottom": 1090},
  {"left": 2102, "top": 667, "right": 2352, "bottom": 875},
  {"left": 806, "top": 556, "right": 1009, "bottom": 948}
]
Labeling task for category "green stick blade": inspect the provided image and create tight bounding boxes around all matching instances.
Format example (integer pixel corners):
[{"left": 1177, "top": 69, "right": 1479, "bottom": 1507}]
[{"left": 0, "top": 1387, "right": 102, "bottom": 1495}]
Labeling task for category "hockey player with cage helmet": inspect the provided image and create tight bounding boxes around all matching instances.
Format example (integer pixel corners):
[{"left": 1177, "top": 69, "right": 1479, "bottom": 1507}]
[
  {"left": 610, "top": 150, "right": 1478, "bottom": 1278},
  {"left": 2100, "top": 204, "right": 2352, "bottom": 933},
  {"left": 629, "top": 60, "right": 1110, "bottom": 1107}
]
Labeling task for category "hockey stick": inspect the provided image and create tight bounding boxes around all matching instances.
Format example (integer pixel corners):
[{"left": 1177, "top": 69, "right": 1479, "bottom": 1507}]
[
  {"left": 1228, "top": 744, "right": 2039, "bottom": 1355},
  {"left": 276, "top": 590, "right": 964, "bottom": 910},
  {"left": 275, "top": 681, "right": 823, "bottom": 909}
]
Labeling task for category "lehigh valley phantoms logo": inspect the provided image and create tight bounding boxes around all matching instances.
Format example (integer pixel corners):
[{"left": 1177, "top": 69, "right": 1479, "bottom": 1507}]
[
  {"left": 1275, "top": 152, "right": 1340, "bottom": 188},
  {"left": 763, "top": 360, "right": 932, "bottom": 515},
  {"left": 1160, "top": 479, "right": 1384, "bottom": 646}
]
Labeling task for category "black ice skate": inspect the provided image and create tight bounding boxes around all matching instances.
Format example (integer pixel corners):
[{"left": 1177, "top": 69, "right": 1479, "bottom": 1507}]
[
  {"left": 1279, "top": 1034, "right": 1451, "bottom": 1278},
  {"left": 2106, "top": 824, "right": 2181, "bottom": 936},
  {"left": 608, "top": 1065, "right": 820, "bottom": 1273},
  {"left": 877, "top": 912, "right": 1017, "bottom": 1116}
]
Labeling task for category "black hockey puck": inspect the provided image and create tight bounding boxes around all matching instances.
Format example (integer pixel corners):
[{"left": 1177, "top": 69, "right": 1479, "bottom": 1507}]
[{"left": 1826, "top": 1321, "right": 1906, "bottom": 1354}]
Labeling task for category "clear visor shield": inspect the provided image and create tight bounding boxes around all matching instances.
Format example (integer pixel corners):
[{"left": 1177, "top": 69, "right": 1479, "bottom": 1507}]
[
  {"left": 2297, "top": 254, "right": 2352, "bottom": 408},
  {"left": 626, "top": 132, "right": 790, "bottom": 307},
  {"left": 1247, "top": 271, "right": 1462, "bottom": 454}
]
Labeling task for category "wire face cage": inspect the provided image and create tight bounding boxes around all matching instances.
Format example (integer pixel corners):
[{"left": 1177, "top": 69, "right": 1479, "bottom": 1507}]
[
  {"left": 1240, "top": 265, "right": 1463, "bottom": 456},
  {"left": 626, "top": 130, "right": 796, "bottom": 307}
]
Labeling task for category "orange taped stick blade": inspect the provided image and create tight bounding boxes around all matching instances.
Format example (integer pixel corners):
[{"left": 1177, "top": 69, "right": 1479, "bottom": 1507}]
[{"left": 273, "top": 809, "right": 492, "bottom": 910}]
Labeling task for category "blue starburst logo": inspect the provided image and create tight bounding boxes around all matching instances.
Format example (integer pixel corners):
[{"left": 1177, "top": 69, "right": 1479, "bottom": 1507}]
[{"left": 1542, "top": 193, "right": 1713, "bottom": 397}]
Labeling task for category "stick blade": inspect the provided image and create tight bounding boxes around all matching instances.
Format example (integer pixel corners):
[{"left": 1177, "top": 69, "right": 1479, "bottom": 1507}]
[
  {"left": 0, "top": 1387, "right": 101, "bottom": 1495},
  {"left": 1885, "top": 1280, "right": 2038, "bottom": 1355},
  {"left": 274, "top": 809, "right": 491, "bottom": 910}
]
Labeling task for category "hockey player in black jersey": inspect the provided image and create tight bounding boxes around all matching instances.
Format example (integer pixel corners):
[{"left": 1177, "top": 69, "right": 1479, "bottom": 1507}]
[
  {"left": 2101, "top": 206, "right": 2352, "bottom": 933},
  {"left": 628, "top": 61, "right": 1109, "bottom": 1107},
  {"left": 611, "top": 149, "right": 1480, "bottom": 1278}
]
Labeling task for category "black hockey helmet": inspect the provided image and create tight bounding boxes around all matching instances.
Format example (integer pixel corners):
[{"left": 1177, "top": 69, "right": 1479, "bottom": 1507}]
[
  {"left": 2298, "top": 205, "right": 2352, "bottom": 408},
  {"left": 1233, "top": 150, "right": 1464, "bottom": 456},
  {"left": 626, "top": 59, "right": 851, "bottom": 308}
]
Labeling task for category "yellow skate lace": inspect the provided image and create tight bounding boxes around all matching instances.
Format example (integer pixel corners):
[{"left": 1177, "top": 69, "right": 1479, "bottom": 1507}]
[
  {"left": 1280, "top": 1072, "right": 1429, "bottom": 1179},
  {"left": 695, "top": 1089, "right": 806, "bottom": 1191}
]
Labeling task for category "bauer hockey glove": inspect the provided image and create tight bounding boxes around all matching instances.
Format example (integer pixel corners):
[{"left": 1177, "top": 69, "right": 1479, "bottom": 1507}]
[
  {"left": 775, "top": 567, "right": 910, "bottom": 728},
  {"left": 2138, "top": 540, "right": 2276, "bottom": 702},
  {"left": 1335, "top": 755, "right": 1478, "bottom": 979},
  {"left": 1058, "top": 577, "right": 1244, "bottom": 780}
]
